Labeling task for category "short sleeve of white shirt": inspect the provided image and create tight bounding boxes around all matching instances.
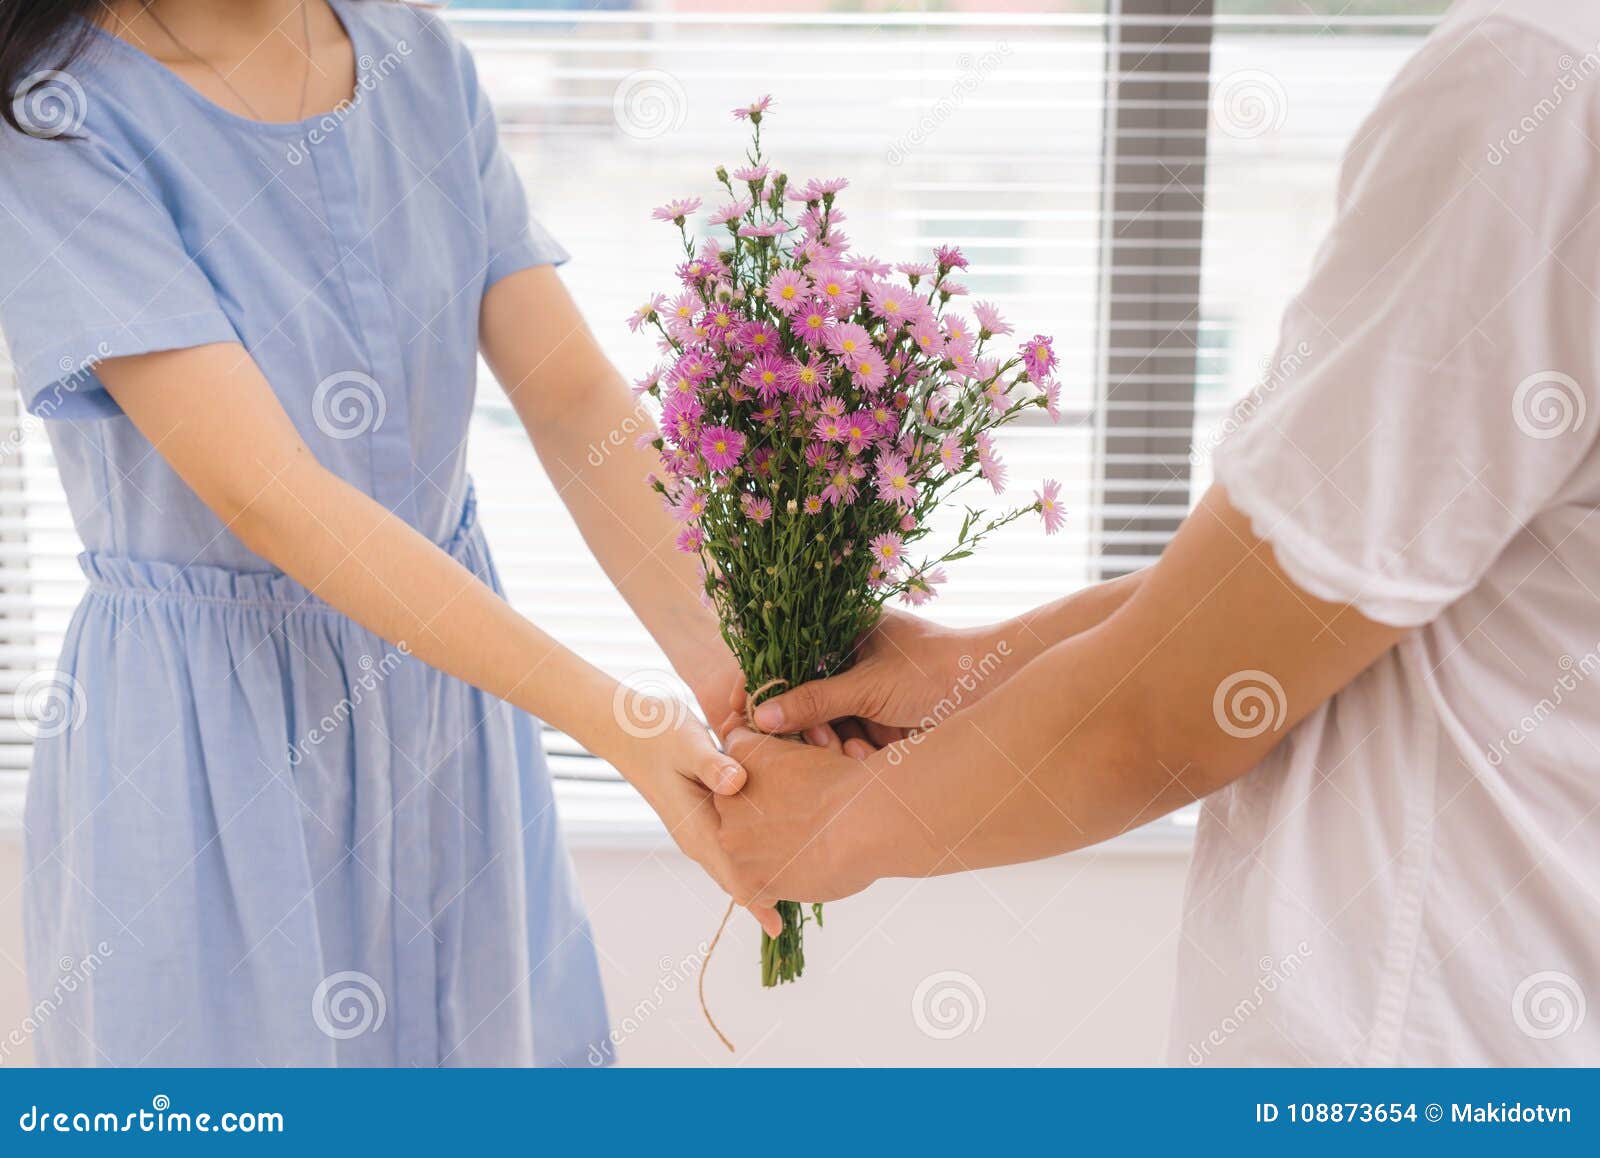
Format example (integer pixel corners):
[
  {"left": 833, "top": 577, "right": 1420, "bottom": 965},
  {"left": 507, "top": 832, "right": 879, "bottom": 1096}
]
[{"left": 1214, "top": 17, "right": 1600, "bottom": 628}]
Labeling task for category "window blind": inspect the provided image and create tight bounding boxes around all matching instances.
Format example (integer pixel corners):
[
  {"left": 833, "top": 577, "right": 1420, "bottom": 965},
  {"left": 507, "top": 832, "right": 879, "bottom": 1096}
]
[{"left": 0, "top": 2, "right": 1445, "bottom": 829}]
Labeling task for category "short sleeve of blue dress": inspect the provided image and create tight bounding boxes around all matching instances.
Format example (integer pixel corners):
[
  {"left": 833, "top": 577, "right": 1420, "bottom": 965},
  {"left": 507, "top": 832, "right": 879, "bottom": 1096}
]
[{"left": 0, "top": 0, "right": 608, "bottom": 1068}]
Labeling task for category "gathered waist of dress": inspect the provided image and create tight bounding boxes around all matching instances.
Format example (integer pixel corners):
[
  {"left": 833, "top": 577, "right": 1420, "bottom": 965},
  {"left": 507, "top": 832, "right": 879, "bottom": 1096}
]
[{"left": 79, "top": 487, "right": 485, "bottom": 613}]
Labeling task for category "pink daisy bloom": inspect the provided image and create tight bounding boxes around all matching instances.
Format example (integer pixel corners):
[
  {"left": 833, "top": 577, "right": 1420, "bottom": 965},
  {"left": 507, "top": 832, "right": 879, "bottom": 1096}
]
[
  {"left": 804, "top": 442, "right": 837, "bottom": 470},
  {"left": 675, "top": 524, "right": 705, "bottom": 553},
  {"left": 876, "top": 453, "right": 915, "bottom": 508},
  {"left": 821, "top": 468, "right": 859, "bottom": 507},
  {"left": 944, "top": 338, "right": 978, "bottom": 380},
  {"left": 1022, "top": 334, "right": 1058, "bottom": 381},
  {"left": 731, "top": 163, "right": 769, "bottom": 184},
  {"left": 910, "top": 317, "right": 946, "bottom": 358},
  {"left": 866, "top": 280, "right": 916, "bottom": 327},
  {"left": 850, "top": 346, "right": 887, "bottom": 388},
  {"left": 737, "top": 222, "right": 788, "bottom": 239},
  {"left": 764, "top": 269, "right": 808, "bottom": 313},
  {"left": 749, "top": 447, "right": 775, "bottom": 477},
  {"left": 869, "top": 532, "right": 905, "bottom": 569},
  {"left": 652, "top": 197, "right": 702, "bottom": 223},
  {"left": 976, "top": 432, "right": 1007, "bottom": 494},
  {"left": 818, "top": 394, "right": 848, "bottom": 419},
  {"left": 627, "top": 294, "right": 665, "bottom": 333},
  {"left": 672, "top": 487, "right": 708, "bottom": 523},
  {"left": 707, "top": 198, "right": 752, "bottom": 227},
  {"left": 739, "top": 320, "right": 781, "bottom": 353},
  {"left": 632, "top": 366, "right": 662, "bottom": 397},
  {"left": 843, "top": 254, "right": 892, "bottom": 278},
  {"left": 732, "top": 95, "right": 773, "bottom": 121},
  {"left": 796, "top": 300, "right": 835, "bottom": 347},
  {"left": 812, "top": 413, "right": 845, "bottom": 443},
  {"left": 941, "top": 281, "right": 969, "bottom": 298},
  {"left": 966, "top": 299, "right": 1004, "bottom": 334},
  {"left": 934, "top": 244, "right": 969, "bottom": 271},
  {"left": 802, "top": 495, "right": 825, "bottom": 516},
  {"left": 741, "top": 494, "right": 774, "bottom": 524},
  {"left": 699, "top": 425, "right": 747, "bottom": 473},
  {"left": 939, "top": 434, "right": 964, "bottom": 472},
  {"left": 810, "top": 267, "right": 857, "bottom": 311},
  {"left": 869, "top": 402, "right": 895, "bottom": 430},
  {"left": 1042, "top": 379, "right": 1062, "bottom": 422},
  {"left": 943, "top": 314, "right": 973, "bottom": 346},
  {"left": 841, "top": 410, "right": 878, "bottom": 454},
  {"left": 984, "top": 378, "right": 1008, "bottom": 416},
  {"left": 900, "top": 566, "right": 948, "bottom": 607},
  {"left": 896, "top": 261, "right": 935, "bottom": 282},
  {"left": 784, "top": 356, "right": 826, "bottom": 401},
  {"left": 825, "top": 323, "right": 872, "bottom": 366},
  {"left": 1036, "top": 478, "right": 1066, "bottom": 535},
  {"left": 741, "top": 353, "right": 786, "bottom": 401}
]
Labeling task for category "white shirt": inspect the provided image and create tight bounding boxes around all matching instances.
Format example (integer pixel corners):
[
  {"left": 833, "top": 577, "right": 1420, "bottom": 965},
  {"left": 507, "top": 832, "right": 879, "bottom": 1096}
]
[{"left": 1172, "top": 0, "right": 1600, "bottom": 1065}]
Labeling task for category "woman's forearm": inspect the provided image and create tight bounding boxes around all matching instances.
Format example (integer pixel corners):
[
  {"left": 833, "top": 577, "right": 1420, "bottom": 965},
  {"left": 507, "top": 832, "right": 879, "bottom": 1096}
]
[
  {"left": 231, "top": 451, "right": 645, "bottom": 768},
  {"left": 481, "top": 267, "right": 727, "bottom": 676}
]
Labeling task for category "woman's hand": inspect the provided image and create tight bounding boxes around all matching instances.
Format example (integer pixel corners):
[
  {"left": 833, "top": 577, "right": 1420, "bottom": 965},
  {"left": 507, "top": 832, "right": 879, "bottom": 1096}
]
[{"left": 617, "top": 698, "right": 783, "bottom": 937}]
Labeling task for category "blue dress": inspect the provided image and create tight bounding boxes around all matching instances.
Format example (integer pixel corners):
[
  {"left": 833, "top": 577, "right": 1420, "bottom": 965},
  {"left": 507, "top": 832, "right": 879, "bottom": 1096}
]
[{"left": 0, "top": 1, "right": 609, "bottom": 1065}]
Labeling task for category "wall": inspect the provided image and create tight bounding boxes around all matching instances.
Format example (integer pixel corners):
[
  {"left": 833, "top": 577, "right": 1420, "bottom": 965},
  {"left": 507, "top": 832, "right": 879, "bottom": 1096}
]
[{"left": 0, "top": 834, "right": 1190, "bottom": 1068}]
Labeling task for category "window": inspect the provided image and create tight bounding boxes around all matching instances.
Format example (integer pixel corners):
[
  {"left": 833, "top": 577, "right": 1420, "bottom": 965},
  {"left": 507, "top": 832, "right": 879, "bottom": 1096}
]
[{"left": 0, "top": 1, "right": 1448, "bottom": 836}]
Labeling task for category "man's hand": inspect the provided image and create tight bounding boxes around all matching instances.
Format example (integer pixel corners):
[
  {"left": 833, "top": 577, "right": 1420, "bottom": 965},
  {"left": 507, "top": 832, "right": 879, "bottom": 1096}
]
[
  {"left": 742, "top": 610, "right": 1010, "bottom": 751},
  {"left": 714, "top": 728, "right": 906, "bottom": 906}
]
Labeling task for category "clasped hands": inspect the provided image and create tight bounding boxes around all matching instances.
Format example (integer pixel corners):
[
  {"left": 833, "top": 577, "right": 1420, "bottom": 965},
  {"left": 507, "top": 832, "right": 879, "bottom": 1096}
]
[{"left": 646, "top": 611, "right": 1009, "bottom": 930}]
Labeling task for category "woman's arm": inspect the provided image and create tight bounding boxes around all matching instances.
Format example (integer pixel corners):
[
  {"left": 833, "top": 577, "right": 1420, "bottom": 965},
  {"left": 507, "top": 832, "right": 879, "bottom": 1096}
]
[
  {"left": 96, "top": 341, "right": 780, "bottom": 935},
  {"left": 479, "top": 266, "right": 741, "bottom": 716},
  {"left": 713, "top": 484, "right": 1408, "bottom": 905}
]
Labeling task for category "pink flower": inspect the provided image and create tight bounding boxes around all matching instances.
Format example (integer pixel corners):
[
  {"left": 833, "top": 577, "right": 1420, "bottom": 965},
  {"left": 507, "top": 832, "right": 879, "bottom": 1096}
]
[
  {"left": 699, "top": 425, "right": 747, "bottom": 472},
  {"left": 869, "top": 532, "right": 905, "bottom": 570},
  {"left": 1022, "top": 335, "right": 1057, "bottom": 381},
  {"left": 976, "top": 432, "right": 1007, "bottom": 494},
  {"left": 737, "top": 222, "right": 788, "bottom": 239},
  {"left": 841, "top": 410, "right": 879, "bottom": 454},
  {"left": 843, "top": 254, "right": 892, "bottom": 278},
  {"left": 943, "top": 314, "right": 973, "bottom": 346},
  {"left": 935, "top": 245, "right": 969, "bottom": 271},
  {"left": 818, "top": 394, "right": 847, "bottom": 419},
  {"left": 810, "top": 267, "right": 857, "bottom": 311},
  {"left": 652, "top": 197, "right": 702, "bottom": 223},
  {"left": 764, "top": 269, "right": 808, "bottom": 313},
  {"left": 910, "top": 318, "right": 946, "bottom": 358},
  {"left": 901, "top": 566, "right": 947, "bottom": 607},
  {"left": 850, "top": 348, "right": 889, "bottom": 393},
  {"left": 796, "top": 300, "right": 835, "bottom": 347},
  {"left": 741, "top": 353, "right": 786, "bottom": 401},
  {"left": 821, "top": 467, "right": 859, "bottom": 507},
  {"left": 944, "top": 338, "right": 978, "bottom": 380},
  {"left": 1042, "top": 379, "right": 1062, "bottom": 423},
  {"left": 732, "top": 95, "right": 774, "bottom": 121},
  {"left": 825, "top": 323, "right": 872, "bottom": 366},
  {"left": 741, "top": 494, "right": 773, "bottom": 524},
  {"left": 896, "top": 261, "right": 935, "bottom": 282},
  {"left": 813, "top": 413, "right": 845, "bottom": 442},
  {"left": 784, "top": 356, "right": 826, "bottom": 401},
  {"left": 802, "top": 495, "right": 825, "bottom": 516},
  {"left": 675, "top": 524, "right": 705, "bottom": 553},
  {"left": 1036, "top": 478, "right": 1065, "bottom": 535},
  {"left": 731, "top": 163, "right": 769, "bottom": 184},
  {"left": 866, "top": 280, "right": 917, "bottom": 327},
  {"left": 627, "top": 294, "right": 665, "bottom": 333},
  {"left": 966, "top": 299, "right": 1004, "bottom": 334},
  {"left": 939, "top": 434, "right": 964, "bottom": 472},
  {"left": 707, "top": 198, "right": 752, "bottom": 227},
  {"left": 672, "top": 487, "right": 708, "bottom": 523},
  {"left": 876, "top": 453, "right": 915, "bottom": 508}
]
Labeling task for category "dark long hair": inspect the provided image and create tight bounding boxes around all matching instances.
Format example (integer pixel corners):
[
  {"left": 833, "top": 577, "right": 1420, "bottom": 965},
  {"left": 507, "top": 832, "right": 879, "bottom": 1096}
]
[{"left": 0, "top": 0, "right": 100, "bottom": 134}]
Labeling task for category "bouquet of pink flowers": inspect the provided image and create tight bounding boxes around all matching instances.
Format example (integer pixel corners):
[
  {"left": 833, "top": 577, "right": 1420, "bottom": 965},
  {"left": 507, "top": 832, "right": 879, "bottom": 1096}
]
[{"left": 632, "top": 96, "right": 1064, "bottom": 987}]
